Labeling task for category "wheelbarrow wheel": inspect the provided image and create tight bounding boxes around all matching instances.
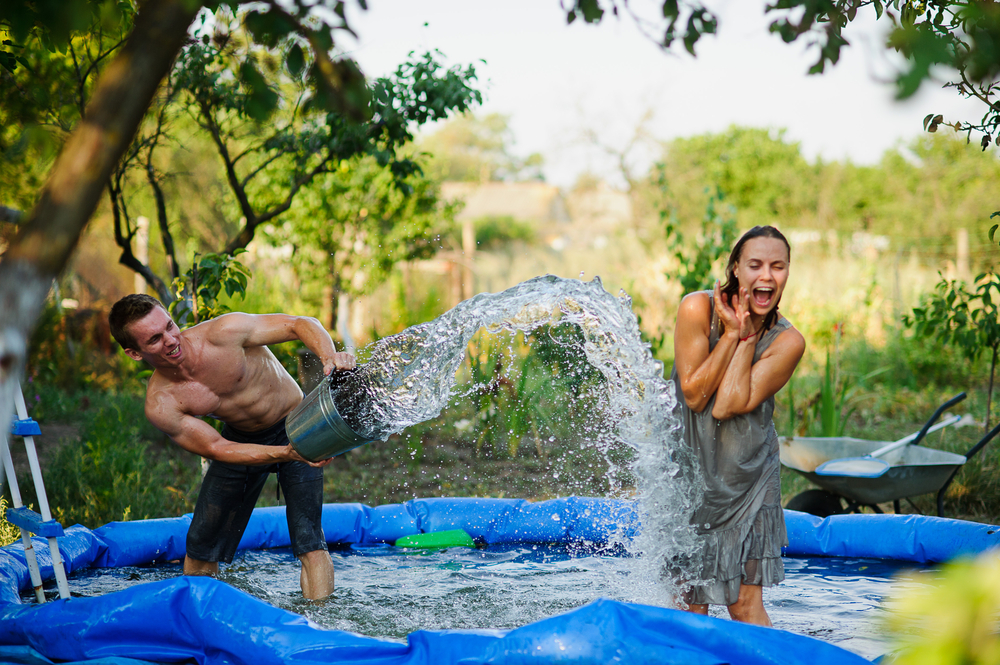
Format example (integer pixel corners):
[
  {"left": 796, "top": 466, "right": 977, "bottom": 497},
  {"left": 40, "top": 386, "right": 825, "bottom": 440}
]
[{"left": 786, "top": 489, "right": 845, "bottom": 518}]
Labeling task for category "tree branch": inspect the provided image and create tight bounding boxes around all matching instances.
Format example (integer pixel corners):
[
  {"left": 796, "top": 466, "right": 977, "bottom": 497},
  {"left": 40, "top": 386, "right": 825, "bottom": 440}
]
[
  {"left": 224, "top": 155, "right": 333, "bottom": 253},
  {"left": 0, "top": 0, "right": 201, "bottom": 389},
  {"left": 110, "top": 179, "right": 171, "bottom": 303},
  {"left": 200, "top": 99, "right": 259, "bottom": 225}
]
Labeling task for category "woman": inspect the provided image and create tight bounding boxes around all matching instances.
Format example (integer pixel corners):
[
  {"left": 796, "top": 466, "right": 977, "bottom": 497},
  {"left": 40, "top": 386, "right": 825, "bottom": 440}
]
[{"left": 670, "top": 225, "right": 805, "bottom": 626}]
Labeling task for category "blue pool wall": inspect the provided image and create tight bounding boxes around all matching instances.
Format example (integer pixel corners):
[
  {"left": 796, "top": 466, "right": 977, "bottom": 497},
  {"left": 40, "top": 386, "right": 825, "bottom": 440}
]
[{"left": 2, "top": 497, "right": 999, "bottom": 665}]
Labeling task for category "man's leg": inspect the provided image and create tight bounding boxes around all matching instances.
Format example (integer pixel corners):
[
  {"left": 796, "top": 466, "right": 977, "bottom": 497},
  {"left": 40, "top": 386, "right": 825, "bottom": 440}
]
[
  {"left": 183, "top": 557, "right": 219, "bottom": 577},
  {"left": 727, "top": 584, "right": 772, "bottom": 626},
  {"left": 186, "top": 460, "right": 270, "bottom": 574},
  {"left": 298, "top": 549, "right": 335, "bottom": 600},
  {"left": 278, "top": 459, "right": 331, "bottom": 599}
]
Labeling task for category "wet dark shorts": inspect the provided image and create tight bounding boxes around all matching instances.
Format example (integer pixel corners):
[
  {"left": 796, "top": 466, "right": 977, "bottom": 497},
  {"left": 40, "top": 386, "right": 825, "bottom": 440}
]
[{"left": 185, "top": 417, "right": 327, "bottom": 563}]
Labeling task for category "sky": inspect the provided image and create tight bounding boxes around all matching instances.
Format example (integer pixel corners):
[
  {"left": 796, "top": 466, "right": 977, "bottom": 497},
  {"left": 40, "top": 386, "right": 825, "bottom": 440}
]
[{"left": 342, "top": 0, "right": 983, "bottom": 189}]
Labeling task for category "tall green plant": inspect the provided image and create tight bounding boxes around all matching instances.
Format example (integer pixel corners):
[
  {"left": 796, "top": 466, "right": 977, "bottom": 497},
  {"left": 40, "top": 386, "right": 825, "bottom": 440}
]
[
  {"left": 905, "top": 270, "right": 1000, "bottom": 433},
  {"left": 815, "top": 349, "right": 854, "bottom": 437},
  {"left": 168, "top": 250, "right": 251, "bottom": 326},
  {"left": 463, "top": 325, "right": 604, "bottom": 459},
  {"left": 660, "top": 181, "right": 739, "bottom": 296}
]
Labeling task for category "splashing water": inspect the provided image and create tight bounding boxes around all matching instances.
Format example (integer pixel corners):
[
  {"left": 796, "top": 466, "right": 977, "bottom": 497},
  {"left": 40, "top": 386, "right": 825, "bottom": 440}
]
[{"left": 330, "top": 274, "right": 706, "bottom": 602}]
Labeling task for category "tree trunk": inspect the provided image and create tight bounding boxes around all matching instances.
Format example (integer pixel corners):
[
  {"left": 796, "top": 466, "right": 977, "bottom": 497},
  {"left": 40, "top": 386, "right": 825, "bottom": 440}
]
[
  {"left": 0, "top": 0, "right": 201, "bottom": 431},
  {"left": 987, "top": 345, "right": 997, "bottom": 435}
]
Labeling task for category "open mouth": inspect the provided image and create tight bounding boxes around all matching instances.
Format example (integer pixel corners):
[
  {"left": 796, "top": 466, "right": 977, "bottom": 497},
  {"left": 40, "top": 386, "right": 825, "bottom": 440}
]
[
  {"left": 166, "top": 346, "right": 181, "bottom": 359},
  {"left": 752, "top": 287, "right": 774, "bottom": 309}
]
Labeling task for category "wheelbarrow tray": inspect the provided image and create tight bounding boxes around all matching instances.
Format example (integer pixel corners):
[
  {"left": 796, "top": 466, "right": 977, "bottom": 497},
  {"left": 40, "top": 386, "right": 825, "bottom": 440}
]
[{"left": 779, "top": 436, "right": 967, "bottom": 506}]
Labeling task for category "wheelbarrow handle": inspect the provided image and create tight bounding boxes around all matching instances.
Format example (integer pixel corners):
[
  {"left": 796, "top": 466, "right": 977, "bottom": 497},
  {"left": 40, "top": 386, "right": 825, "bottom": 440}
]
[
  {"left": 936, "top": 417, "right": 1000, "bottom": 517},
  {"left": 962, "top": 418, "right": 1000, "bottom": 462},
  {"left": 909, "top": 392, "right": 967, "bottom": 448}
]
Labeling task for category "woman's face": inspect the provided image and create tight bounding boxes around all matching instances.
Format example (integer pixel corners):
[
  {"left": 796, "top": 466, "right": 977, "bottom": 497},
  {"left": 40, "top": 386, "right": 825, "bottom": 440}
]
[{"left": 734, "top": 236, "right": 790, "bottom": 319}]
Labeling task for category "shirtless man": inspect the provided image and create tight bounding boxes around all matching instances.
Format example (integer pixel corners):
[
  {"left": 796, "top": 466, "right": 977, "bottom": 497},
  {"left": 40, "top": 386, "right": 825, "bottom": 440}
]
[{"left": 108, "top": 294, "right": 355, "bottom": 599}]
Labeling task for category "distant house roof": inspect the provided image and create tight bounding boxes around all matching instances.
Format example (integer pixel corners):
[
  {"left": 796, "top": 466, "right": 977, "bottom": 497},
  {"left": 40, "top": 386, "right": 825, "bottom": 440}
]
[
  {"left": 441, "top": 181, "right": 570, "bottom": 224},
  {"left": 565, "top": 182, "right": 632, "bottom": 229}
]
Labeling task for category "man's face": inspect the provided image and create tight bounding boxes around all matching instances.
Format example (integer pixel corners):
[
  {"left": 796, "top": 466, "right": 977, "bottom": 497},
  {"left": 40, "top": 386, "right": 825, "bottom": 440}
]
[{"left": 124, "top": 306, "right": 185, "bottom": 367}]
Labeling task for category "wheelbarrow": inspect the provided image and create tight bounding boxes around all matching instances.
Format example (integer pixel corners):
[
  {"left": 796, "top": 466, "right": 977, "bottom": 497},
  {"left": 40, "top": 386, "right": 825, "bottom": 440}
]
[{"left": 779, "top": 392, "right": 1000, "bottom": 517}]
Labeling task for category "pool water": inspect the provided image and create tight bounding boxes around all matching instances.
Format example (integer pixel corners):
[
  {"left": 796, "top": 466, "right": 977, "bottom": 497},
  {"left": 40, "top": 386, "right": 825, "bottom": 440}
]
[{"left": 52, "top": 544, "right": 918, "bottom": 660}]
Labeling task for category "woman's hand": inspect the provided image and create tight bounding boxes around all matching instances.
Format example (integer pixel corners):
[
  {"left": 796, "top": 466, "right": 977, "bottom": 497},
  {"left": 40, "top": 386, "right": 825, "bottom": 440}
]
[
  {"left": 734, "top": 287, "right": 753, "bottom": 340},
  {"left": 714, "top": 281, "right": 753, "bottom": 340}
]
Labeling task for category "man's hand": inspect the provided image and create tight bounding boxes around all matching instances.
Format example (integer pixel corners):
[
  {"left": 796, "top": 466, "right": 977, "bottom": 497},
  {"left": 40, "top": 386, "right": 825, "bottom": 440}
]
[
  {"left": 283, "top": 444, "right": 335, "bottom": 468},
  {"left": 323, "top": 351, "right": 356, "bottom": 375}
]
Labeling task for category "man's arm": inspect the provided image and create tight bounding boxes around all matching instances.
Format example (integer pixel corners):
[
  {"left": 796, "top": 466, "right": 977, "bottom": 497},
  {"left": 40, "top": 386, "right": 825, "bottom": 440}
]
[
  {"left": 146, "top": 393, "right": 329, "bottom": 466},
  {"left": 214, "top": 312, "right": 355, "bottom": 374}
]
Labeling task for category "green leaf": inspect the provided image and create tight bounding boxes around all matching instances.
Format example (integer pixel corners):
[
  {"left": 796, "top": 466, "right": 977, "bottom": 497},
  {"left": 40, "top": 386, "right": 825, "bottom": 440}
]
[
  {"left": 286, "top": 43, "right": 305, "bottom": 78},
  {"left": 244, "top": 8, "right": 295, "bottom": 49},
  {"left": 889, "top": 23, "right": 954, "bottom": 99},
  {"left": 239, "top": 60, "right": 280, "bottom": 121},
  {"left": 578, "top": 0, "right": 604, "bottom": 23}
]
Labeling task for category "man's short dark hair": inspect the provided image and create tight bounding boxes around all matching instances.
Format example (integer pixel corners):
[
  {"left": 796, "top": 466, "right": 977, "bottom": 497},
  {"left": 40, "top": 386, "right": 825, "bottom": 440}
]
[{"left": 109, "top": 294, "right": 166, "bottom": 350}]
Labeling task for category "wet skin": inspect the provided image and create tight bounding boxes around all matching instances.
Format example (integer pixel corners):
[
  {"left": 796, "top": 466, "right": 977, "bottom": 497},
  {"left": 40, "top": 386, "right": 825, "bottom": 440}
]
[
  {"left": 673, "top": 236, "right": 806, "bottom": 626},
  {"left": 123, "top": 307, "right": 355, "bottom": 599}
]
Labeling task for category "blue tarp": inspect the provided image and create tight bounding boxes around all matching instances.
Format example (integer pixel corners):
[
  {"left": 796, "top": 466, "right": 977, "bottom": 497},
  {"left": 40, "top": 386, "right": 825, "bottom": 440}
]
[{"left": 1, "top": 498, "right": 997, "bottom": 664}]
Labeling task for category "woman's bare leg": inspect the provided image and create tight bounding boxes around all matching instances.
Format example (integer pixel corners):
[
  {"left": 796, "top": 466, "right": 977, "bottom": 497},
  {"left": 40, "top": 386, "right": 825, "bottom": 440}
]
[
  {"left": 684, "top": 603, "right": 709, "bottom": 615},
  {"left": 727, "top": 584, "right": 771, "bottom": 626}
]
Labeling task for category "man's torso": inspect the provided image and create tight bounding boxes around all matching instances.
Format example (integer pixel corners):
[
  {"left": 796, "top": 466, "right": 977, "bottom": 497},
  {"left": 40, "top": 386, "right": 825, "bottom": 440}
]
[{"left": 148, "top": 321, "right": 303, "bottom": 432}]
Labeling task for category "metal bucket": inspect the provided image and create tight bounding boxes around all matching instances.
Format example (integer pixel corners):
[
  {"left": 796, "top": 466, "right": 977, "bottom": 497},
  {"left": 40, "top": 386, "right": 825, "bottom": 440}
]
[{"left": 285, "top": 373, "right": 375, "bottom": 462}]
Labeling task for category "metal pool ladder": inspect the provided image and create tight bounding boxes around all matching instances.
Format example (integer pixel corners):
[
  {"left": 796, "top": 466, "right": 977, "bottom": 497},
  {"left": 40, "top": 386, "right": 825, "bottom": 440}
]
[{"left": 0, "top": 381, "right": 69, "bottom": 602}]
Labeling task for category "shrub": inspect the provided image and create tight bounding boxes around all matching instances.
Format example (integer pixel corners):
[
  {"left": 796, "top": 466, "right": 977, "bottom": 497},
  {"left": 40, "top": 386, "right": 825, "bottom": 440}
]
[
  {"left": 32, "top": 393, "right": 197, "bottom": 529},
  {"left": 473, "top": 215, "right": 536, "bottom": 249},
  {"left": 0, "top": 498, "right": 20, "bottom": 547}
]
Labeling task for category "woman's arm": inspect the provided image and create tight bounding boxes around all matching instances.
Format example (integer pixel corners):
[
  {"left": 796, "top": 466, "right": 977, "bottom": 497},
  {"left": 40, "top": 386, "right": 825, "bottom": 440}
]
[
  {"left": 673, "top": 285, "right": 748, "bottom": 413},
  {"left": 711, "top": 325, "right": 805, "bottom": 420}
]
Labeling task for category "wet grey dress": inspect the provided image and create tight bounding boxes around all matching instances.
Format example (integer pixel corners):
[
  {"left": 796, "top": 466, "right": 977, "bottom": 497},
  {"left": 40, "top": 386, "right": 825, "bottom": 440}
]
[{"left": 670, "top": 292, "right": 790, "bottom": 606}]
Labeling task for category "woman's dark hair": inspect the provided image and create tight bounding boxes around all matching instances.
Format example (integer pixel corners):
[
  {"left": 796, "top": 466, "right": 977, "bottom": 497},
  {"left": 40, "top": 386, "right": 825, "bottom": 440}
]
[{"left": 719, "top": 225, "right": 791, "bottom": 334}]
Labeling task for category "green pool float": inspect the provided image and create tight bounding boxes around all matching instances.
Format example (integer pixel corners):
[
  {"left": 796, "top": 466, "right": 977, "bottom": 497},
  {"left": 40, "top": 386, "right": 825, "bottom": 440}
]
[{"left": 395, "top": 529, "right": 475, "bottom": 549}]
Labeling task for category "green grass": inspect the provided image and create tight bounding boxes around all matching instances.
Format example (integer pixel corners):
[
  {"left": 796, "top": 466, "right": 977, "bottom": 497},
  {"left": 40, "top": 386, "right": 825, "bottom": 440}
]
[
  {"left": 775, "top": 334, "right": 1000, "bottom": 522},
  {"left": 19, "top": 390, "right": 200, "bottom": 529}
]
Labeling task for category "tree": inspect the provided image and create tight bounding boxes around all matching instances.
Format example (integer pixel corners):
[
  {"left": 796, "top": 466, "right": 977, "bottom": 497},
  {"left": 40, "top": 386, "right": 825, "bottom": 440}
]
[
  {"left": 0, "top": 2, "right": 132, "bottom": 215},
  {"left": 416, "top": 112, "right": 543, "bottom": 183},
  {"left": 766, "top": 1, "right": 1000, "bottom": 149},
  {"left": 1, "top": 0, "right": 204, "bottom": 424},
  {"left": 108, "top": 33, "right": 480, "bottom": 305},
  {"left": 264, "top": 153, "right": 459, "bottom": 330},
  {"left": 564, "top": 1, "right": 1000, "bottom": 152},
  {"left": 905, "top": 267, "right": 1000, "bottom": 433},
  {"left": 0, "top": 0, "right": 459, "bottom": 436},
  {"left": 653, "top": 126, "right": 817, "bottom": 231}
]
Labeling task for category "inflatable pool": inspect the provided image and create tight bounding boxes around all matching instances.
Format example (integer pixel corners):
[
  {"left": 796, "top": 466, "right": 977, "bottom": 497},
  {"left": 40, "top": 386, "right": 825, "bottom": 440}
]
[{"left": 1, "top": 497, "right": 998, "bottom": 665}]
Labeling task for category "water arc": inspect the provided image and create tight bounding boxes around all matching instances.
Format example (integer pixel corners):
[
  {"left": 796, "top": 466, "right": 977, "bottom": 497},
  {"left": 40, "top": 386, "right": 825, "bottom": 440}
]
[{"left": 313, "top": 274, "right": 706, "bottom": 585}]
